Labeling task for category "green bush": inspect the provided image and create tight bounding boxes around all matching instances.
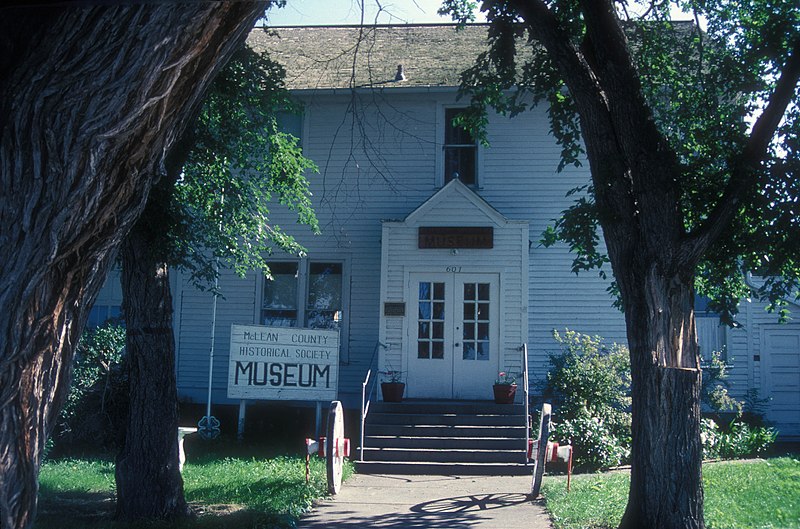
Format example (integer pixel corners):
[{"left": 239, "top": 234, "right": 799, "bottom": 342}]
[
  {"left": 702, "top": 417, "right": 777, "bottom": 459},
  {"left": 545, "top": 330, "right": 632, "bottom": 471},
  {"left": 701, "top": 349, "right": 743, "bottom": 415},
  {"left": 52, "top": 323, "right": 128, "bottom": 455}
]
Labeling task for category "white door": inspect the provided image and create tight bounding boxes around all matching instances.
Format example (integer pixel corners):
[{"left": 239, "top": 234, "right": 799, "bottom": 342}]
[
  {"left": 407, "top": 273, "right": 499, "bottom": 399},
  {"left": 761, "top": 326, "right": 800, "bottom": 437}
]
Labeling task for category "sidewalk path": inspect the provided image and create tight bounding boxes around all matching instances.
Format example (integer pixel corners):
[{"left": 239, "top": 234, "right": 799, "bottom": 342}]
[{"left": 299, "top": 473, "right": 553, "bottom": 528}]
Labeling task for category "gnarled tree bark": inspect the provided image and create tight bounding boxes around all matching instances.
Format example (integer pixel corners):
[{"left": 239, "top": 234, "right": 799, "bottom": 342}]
[{"left": 0, "top": 4, "right": 265, "bottom": 529}]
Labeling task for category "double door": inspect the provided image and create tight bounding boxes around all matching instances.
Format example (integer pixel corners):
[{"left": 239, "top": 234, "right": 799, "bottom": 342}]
[{"left": 406, "top": 273, "right": 499, "bottom": 399}]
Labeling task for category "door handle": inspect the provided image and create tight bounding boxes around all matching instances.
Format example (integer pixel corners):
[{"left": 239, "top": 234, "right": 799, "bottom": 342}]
[{"left": 455, "top": 343, "right": 460, "bottom": 347}]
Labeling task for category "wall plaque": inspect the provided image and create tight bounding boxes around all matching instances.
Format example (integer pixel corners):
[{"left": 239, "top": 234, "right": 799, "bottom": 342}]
[
  {"left": 418, "top": 227, "right": 493, "bottom": 249},
  {"left": 384, "top": 302, "right": 406, "bottom": 317}
]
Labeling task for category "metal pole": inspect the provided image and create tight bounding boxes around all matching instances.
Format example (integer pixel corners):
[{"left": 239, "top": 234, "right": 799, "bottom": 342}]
[
  {"left": 315, "top": 401, "right": 322, "bottom": 440},
  {"left": 360, "top": 369, "right": 370, "bottom": 462},
  {"left": 523, "top": 343, "right": 530, "bottom": 461},
  {"left": 205, "top": 260, "right": 219, "bottom": 422},
  {"left": 237, "top": 399, "right": 246, "bottom": 441}
]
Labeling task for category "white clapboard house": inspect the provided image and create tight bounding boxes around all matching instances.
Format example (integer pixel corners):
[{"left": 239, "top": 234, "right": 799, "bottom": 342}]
[{"left": 91, "top": 25, "right": 799, "bottom": 468}]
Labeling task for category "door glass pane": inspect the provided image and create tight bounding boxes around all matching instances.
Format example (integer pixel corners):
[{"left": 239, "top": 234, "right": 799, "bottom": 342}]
[
  {"left": 478, "top": 283, "right": 489, "bottom": 301},
  {"left": 462, "top": 282, "right": 490, "bottom": 361},
  {"left": 306, "top": 262, "right": 342, "bottom": 329},
  {"left": 263, "top": 262, "right": 298, "bottom": 327},
  {"left": 417, "top": 281, "right": 445, "bottom": 361}
]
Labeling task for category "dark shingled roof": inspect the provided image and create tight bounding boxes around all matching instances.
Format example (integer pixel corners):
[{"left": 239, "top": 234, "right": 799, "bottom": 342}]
[{"left": 247, "top": 24, "right": 490, "bottom": 91}]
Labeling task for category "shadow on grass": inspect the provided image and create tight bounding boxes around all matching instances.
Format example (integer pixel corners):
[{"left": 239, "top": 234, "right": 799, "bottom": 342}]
[{"left": 36, "top": 491, "right": 301, "bottom": 529}]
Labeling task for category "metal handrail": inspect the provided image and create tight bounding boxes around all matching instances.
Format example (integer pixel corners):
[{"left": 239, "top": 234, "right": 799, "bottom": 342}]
[
  {"left": 360, "top": 341, "right": 386, "bottom": 462},
  {"left": 522, "top": 343, "right": 530, "bottom": 461}
]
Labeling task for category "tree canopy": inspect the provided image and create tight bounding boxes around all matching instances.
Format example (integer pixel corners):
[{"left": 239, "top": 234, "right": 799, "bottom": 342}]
[
  {"left": 446, "top": 0, "right": 800, "bottom": 321},
  {"left": 143, "top": 43, "right": 318, "bottom": 286}
]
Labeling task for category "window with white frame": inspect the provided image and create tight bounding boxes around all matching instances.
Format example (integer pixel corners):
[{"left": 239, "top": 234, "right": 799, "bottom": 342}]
[
  {"left": 443, "top": 107, "right": 477, "bottom": 186},
  {"left": 261, "top": 260, "right": 343, "bottom": 330},
  {"left": 695, "top": 295, "right": 727, "bottom": 363}
]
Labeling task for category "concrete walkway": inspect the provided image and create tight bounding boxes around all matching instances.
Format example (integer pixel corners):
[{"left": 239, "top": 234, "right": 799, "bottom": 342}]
[{"left": 298, "top": 473, "right": 553, "bottom": 528}]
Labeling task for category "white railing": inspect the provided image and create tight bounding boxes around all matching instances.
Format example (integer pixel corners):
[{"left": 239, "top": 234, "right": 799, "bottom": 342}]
[
  {"left": 359, "top": 341, "right": 386, "bottom": 462},
  {"left": 522, "top": 343, "right": 530, "bottom": 460}
]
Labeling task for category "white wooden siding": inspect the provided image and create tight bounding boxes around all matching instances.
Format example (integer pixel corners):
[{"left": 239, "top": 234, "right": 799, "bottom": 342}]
[{"left": 169, "top": 87, "right": 800, "bottom": 438}]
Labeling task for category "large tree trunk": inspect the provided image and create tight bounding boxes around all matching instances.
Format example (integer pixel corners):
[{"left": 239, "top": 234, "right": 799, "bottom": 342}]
[
  {"left": 618, "top": 265, "right": 703, "bottom": 529},
  {"left": 0, "top": 5, "right": 265, "bottom": 529},
  {"left": 116, "top": 217, "right": 189, "bottom": 520}
]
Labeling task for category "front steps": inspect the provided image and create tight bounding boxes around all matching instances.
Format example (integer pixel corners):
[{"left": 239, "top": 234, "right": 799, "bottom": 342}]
[{"left": 356, "top": 400, "right": 530, "bottom": 475}]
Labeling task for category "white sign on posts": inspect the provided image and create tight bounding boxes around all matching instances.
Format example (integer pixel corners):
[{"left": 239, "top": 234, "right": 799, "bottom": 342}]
[{"left": 227, "top": 324, "right": 339, "bottom": 401}]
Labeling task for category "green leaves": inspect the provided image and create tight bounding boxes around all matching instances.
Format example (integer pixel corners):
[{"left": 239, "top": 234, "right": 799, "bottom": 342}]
[
  {"left": 169, "top": 45, "right": 318, "bottom": 287},
  {"left": 443, "top": 0, "right": 800, "bottom": 322}
]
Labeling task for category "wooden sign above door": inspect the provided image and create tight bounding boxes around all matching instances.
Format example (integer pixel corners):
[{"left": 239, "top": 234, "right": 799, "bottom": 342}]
[{"left": 418, "top": 227, "right": 493, "bottom": 249}]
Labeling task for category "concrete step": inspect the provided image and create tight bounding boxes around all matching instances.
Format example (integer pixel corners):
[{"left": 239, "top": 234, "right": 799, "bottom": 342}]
[
  {"left": 359, "top": 447, "right": 527, "bottom": 464},
  {"left": 367, "top": 424, "right": 527, "bottom": 438},
  {"left": 370, "top": 401, "right": 524, "bottom": 416},
  {"left": 365, "top": 435, "right": 524, "bottom": 450},
  {"left": 368, "top": 412, "right": 525, "bottom": 427},
  {"left": 355, "top": 460, "right": 532, "bottom": 476}
]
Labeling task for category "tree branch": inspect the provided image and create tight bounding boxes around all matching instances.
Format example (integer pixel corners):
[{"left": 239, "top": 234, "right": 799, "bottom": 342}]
[{"left": 685, "top": 38, "right": 800, "bottom": 264}]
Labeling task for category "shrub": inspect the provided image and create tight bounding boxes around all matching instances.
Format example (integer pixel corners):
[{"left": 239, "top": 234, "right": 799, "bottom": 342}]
[
  {"left": 52, "top": 323, "right": 128, "bottom": 455},
  {"left": 701, "top": 349, "right": 743, "bottom": 416},
  {"left": 545, "top": 330, "right": 631, "bottom": 471},
  {"left": 703, "top": 418, "right": 778, "bottom": 459}
]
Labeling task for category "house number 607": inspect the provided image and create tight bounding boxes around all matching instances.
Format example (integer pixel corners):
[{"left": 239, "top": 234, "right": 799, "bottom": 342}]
[{"left": 445, "top": 266, "right": 462, "bottom": 273}]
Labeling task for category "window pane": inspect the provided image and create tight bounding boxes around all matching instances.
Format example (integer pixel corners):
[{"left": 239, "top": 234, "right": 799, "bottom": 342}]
[
  {"left": 444, "top": 108, "right": 474, "bottom": 144},
  {"left": 464, "top": 283, "right": 475, "bottom": 301},
  {"left": 263, "top": 310, "right": 298, "bottom": 327},
  {"left": 433, "top": 322, "right": 444, "bottom": 339},
  {"left": 419, "top": 282, "right": 431, "bottom": 301},
  {"left": 418, "top": 341, "right": 430, "bottom": 359},
  {"left": 463, "top": 343, "right": 476, "bottom": 360},
  {"left": 263, "top": 262, "right": 298, "bottom": 327},
  {"left": 432, "top": 341, "right": 444, "bottom": 359},
  {"left": 478, "top": 323, "right": 489, "bottom": 341},
  {"left": 433, "top": 282, "right": 445, "bottom": 300},
  {"left": 263, "top": 262, "right": 298, "bottom": 309},
  {"left": 478, "top": 283, "right": 489, "bottom": 301},
  {"left": 464, "top": 302, "right": 474, "bottom": 321},
  {"left": 306, "top": 262, "right": 342, "bottom": 329},
  {"left": 433, "top": 302, "right": 445, "bottom": 320},
  {"left": 477, "top": 303, "right": 489, "bottom": 321},
  {"left": 463, "top": 322, "right": 475, "bottom": 340},
  {"left": 444, "top": 146, "right": 476, "bottom": 185},
  {"left": 419, "top": 302, "right": 431, "bottom": 320},
  {"left": 418, "top": 322, "right": 430, "bottom": 339},
  {"left": 307, "top": 262, "right": 342, "bottom": 310},
  {"left": 477, "top": 341, "right": 490, "bottom": 360}
]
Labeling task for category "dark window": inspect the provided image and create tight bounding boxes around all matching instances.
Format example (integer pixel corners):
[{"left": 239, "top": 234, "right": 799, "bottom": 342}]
[{"left": 443, "top": 108, "right": 477, "bottom": 185}]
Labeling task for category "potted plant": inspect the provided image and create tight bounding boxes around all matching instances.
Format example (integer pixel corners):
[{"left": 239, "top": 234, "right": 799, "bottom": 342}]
[
  {"left": 493, "top": 371, "right": 518, "bottom": 404},
  {"left": 380, "top": 370, "right": 405, "bottom": 402}
]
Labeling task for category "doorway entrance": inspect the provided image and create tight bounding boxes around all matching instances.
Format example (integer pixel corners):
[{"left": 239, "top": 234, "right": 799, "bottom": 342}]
[{"left": 406, "top": 272, "right": 499, "bottom": 399}]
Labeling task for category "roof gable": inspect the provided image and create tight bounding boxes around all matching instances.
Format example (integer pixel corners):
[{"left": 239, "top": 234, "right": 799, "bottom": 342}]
[{"left": 402, "top": 179, "right": 510, "bottom": 227}]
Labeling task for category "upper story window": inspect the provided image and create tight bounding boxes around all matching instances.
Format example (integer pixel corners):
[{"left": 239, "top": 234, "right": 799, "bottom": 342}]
[{"left": 443, "top": 107, "right": 477, "bottom": 186}]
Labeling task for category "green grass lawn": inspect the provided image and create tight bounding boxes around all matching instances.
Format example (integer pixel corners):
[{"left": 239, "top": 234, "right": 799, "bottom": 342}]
[
  {"left": 36, "top": 454, "right": 354, "bottom": 528},
  {"left": 541, "top": 457, "right": 800, "bottom": 529}
]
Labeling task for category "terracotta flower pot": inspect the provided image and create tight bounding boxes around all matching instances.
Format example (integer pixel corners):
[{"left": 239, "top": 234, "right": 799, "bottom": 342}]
[
  {"left": 381, "top": 382, "right": 405, "bottom": 402},
  {"left": 493, "top": 383, "right": 517, "bottom": 404}
]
